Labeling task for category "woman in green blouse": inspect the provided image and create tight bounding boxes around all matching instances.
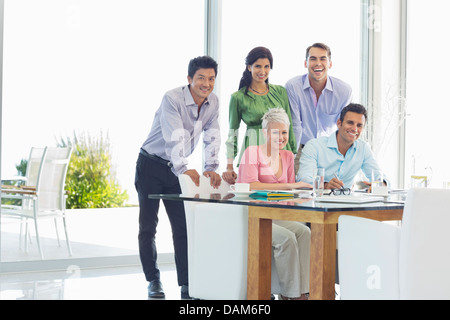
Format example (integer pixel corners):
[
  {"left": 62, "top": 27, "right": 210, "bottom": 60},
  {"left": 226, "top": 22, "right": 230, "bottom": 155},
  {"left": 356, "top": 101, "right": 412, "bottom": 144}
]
[{"left": 222, "top": 46, "right": 296, "bottom": 184}]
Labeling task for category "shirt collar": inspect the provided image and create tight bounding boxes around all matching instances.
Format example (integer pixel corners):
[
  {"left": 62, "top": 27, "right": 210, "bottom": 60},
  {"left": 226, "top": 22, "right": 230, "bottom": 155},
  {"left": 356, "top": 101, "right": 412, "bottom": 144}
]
[
  {"left": 327, "top": 131, "right": 340, "bottom": 150},
  {"left": 184, "top": 85, "right": 209, "bottom": 108},
  {"left": 328, "top": 130, "right": 359, "bottom": 153},
  {"left": 303, "top": 75, "right": 333, "bottom": 92}
]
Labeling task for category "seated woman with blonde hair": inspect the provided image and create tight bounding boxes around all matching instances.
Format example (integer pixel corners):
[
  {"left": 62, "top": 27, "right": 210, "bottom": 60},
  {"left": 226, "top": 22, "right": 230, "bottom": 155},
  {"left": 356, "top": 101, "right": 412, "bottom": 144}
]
[{"left": 237, "top": 107, "right": 311, "bottom": 300}]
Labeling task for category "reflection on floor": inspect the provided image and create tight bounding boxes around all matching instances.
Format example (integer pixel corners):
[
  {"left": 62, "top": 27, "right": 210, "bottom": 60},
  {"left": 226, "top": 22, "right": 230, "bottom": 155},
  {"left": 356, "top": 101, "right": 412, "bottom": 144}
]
[
  {"left": 2, "top": 207, "right": 340, "bottom": 300},
  {"left": 0, "top": 263, "right": 185, "bottom": 300},
  {"left": 0, "top": 262, "right": 342, "bottom": 300},
  {"left": 1, "top": 207, "right": 173, "bottom": 262},
  {"left": 1, "top": 207, "right": 186, "bottom": 300}
]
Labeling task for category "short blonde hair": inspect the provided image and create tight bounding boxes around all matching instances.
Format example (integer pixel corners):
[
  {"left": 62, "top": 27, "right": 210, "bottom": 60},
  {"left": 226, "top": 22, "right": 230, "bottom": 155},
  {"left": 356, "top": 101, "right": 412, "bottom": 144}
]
[{"left": 261, "top": 108, "right": 290, "bottom": 130}]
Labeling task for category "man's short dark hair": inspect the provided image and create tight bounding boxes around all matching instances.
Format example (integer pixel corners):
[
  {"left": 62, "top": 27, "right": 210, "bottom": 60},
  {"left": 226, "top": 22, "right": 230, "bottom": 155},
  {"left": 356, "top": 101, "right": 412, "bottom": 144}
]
[
  {"left": 340, "top": 103, "right": 368, "bottom": 123},
  {"left": 306, "top": 43, "right": 331, "bottom": 60},
  {"left": 188, "top": 56, "right": 218, "bottom": 78}
]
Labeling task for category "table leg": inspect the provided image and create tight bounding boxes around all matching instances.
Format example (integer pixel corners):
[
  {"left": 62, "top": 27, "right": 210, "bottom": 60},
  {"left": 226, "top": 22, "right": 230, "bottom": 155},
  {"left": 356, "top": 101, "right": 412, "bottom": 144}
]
[
  {"left": 247, "top": 217, "right": 272, "bottom": 300},
  {"left": 309, "top": 223, "right": 337, "bottom": 300}
]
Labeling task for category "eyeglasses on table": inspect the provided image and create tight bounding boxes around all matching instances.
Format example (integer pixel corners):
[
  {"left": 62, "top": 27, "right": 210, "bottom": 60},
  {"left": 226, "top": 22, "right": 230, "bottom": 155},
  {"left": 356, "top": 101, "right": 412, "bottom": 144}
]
[{"left": 327, "top": 188, "right": 352, "bottom": 196}]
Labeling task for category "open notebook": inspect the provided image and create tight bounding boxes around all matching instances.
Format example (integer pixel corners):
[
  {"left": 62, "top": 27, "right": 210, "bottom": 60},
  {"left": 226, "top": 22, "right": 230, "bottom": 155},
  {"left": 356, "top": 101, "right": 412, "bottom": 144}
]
[{"left": 314, "top": 194, "right": 385, "bottom": 203}]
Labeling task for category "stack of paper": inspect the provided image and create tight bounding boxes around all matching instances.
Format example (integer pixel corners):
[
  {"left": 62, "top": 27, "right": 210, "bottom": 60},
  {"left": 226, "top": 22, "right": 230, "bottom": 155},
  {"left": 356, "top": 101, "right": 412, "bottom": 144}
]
[{"left": 314, "top": 194, "right": 385, "bottom": 203}]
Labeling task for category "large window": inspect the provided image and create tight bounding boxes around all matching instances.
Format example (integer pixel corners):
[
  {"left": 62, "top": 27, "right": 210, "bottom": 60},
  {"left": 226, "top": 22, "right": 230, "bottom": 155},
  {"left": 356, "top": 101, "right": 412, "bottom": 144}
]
[
  {"left": 2, "top": 0, "right": 368, "bottom": 269},
  {"left": 217, "top": 0, "right": 361, "bottom": 169},
  {"left": 404, "top": 0, "right": 450, "bottom": 188},
  {"left": 1, "top": 0, "right": 204, "bottom": 266}
]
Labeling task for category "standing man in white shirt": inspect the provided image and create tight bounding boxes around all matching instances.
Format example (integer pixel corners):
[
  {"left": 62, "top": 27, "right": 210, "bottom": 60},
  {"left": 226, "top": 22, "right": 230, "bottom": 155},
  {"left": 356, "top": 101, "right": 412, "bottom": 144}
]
[
  {"left": 285, "top": 43, "right": 353, "bottom": 175},
  {"left": 135, "top": 56, "right": 222, "bottom": 299}
]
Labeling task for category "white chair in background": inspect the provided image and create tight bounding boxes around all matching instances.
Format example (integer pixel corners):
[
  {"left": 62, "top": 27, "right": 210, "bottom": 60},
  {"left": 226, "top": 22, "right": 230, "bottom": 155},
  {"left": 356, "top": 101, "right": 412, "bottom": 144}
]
[
  {"left": 1, "top": 147, "right": 46, "bottom": 249},
  {"left": 21, "top": 147, "right": 47, "bottom": 189},
  {"left": 338, "top": 188, "right": 450, "bottom": 299},
  {"left": 1, "top": 147, "right": 73, "bottom": 259},
  {"left": 178, "top": 174, "right": 280, "bottom": 300}
]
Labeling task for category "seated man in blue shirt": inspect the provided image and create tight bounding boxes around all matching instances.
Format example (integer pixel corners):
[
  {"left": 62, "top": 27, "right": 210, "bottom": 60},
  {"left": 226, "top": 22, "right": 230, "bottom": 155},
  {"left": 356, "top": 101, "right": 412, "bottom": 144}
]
[{"left": 298, "top": 103, "right": 387, "bottom": 190}]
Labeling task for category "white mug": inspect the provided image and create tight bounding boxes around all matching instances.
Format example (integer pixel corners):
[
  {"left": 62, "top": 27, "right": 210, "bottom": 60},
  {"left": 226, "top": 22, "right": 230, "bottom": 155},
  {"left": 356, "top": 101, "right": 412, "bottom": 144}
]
[
  {"left": 230, "top": 183, "right": 250, "bottom": 192},
  {"left": 371, "top": 170, "right": 388, "bottom": 195}
]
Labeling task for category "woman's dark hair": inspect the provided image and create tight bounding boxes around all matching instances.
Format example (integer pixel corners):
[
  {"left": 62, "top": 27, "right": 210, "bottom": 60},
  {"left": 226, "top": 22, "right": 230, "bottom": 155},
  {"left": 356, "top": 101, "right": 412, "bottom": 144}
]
[
  {"left": 238, "top": 47, "right": 273, "bottom": 94},
  {"left": 188, "top": 56, "right": 218, "bottom": 78}
]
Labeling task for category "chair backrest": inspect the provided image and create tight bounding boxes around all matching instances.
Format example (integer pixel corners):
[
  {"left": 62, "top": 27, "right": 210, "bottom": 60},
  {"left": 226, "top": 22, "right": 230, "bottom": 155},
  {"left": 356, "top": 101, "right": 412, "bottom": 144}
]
[
  {"left": 178, "top": 173, "right": 231, "bottom": 223},
  {"left": 178, "top": 174, "right": 231, "bottom": 195},
  {"left": 199, "top": 175, "right": 231, "bottom": 195},
  {"left": 25, "top": 147, "right": 46, "bottom": 187},
  {"left": 399, "top": 188, "right": 450, "bottom": 299},
  {"left": 178, "top": 174, "right": 199, "bottom": 196},
  {"left": 178, "top": 174, "right": 200, "bottom": 219},
  {"left": 338, "top": 215, "right": 400, "bottom": 300},
  {"left": 20, "top": 147, "right": 46, "bottom": 210},
  {"left": 178, "top": 174, "right": 198, "bottom": 295},
  {"left": 178, "top": 174, "right": 281, "bottom": 299},
  {"left": 35, "top": 147, "right": 73, "bottom": 212}
]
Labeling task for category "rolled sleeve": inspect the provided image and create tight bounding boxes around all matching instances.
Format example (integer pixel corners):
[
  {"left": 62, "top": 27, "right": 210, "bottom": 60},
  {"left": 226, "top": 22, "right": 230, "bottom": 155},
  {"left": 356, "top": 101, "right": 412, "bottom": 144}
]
[
  {"left": 286, "top": 80, "right": 303, "bottom": 150},
  {"left": 225, "top": 94, "right": 242, "bottom": 160},
  {"left": 159, "top": 96, "right": 190, "bottom": 176},
  {"left": 203, "top": 115, "right": 221, "bottom": 172},
  {"left": 297, "top": 141, "right": 318, "bottom": 184}
]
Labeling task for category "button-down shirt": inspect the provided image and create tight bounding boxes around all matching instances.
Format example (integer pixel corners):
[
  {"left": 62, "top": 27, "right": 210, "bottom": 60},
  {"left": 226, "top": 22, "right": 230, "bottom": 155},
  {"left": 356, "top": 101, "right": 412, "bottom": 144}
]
[
  {"left": 141, "top": 85, "right": 220, "bottom": 176},
  {"left": 285, "top": 74, "right": 352, "bottom": 148},
  {"left": 298, "top": 131, "right": 388, "bottom": 188}
]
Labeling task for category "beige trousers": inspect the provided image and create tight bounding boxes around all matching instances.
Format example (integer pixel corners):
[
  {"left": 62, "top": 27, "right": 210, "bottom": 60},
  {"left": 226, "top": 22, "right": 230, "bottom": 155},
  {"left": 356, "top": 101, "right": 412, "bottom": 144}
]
[{"left": 272, "top": 220, "right": 311, "bottom": 297}]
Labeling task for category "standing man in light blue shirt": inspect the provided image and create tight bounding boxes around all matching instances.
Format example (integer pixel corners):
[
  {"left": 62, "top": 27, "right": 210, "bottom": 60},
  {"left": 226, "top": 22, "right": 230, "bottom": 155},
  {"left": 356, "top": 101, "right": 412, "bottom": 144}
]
[
  {"left": 285, "top": 43, "right": 352, "bottom": 174},
  {"left": 135, "top": 56, "right": 222, "bottom": 299},
  {"left": 298, "top": 103, "right": 387, "bottom": 190}
]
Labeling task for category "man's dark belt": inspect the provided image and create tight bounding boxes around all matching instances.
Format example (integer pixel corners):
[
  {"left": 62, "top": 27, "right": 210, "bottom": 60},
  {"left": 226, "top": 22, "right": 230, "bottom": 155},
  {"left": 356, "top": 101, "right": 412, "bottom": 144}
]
[{"left": 140, "top": 148, "right": 172, "bottom": 168}]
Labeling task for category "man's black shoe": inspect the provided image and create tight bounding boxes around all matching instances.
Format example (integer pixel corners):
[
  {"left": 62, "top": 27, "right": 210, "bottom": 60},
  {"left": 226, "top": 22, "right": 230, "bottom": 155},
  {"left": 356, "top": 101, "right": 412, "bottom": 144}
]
[
  {"left": 148, "top": 279, "right": 165, "bottom": 298},
  {"left": 181, "top": 285, "right": 191, "bottom": 299}
]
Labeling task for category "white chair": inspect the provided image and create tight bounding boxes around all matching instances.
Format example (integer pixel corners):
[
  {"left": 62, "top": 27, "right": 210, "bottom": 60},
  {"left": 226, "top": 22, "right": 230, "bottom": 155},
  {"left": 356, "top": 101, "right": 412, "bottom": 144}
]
[
  {"left": 338, "top": 188, "right": 450, "bottom": 300},
  {"left": 2, "top": 147, "right": 73, "bottom": 259},
  {"left": 20, "top": 147, "right": 47, "bottom": 189},
  {"left": 2, "top": 147, "right": 46, "bottom": 249},
  {"left": 178, "top": 174, "right": 280, "bottom": 300}
]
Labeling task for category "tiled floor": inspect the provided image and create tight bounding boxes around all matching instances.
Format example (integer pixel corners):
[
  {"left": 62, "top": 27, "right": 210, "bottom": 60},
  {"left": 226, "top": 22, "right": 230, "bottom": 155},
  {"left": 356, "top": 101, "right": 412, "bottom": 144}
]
[
  {"left": 0, "top": 264, "right": 341, "bottom": 300},
  {"left": 0, "top": 262, "right": 342, "bottom": 300},
  {"left": 1, "top": 207, "right": 143, "bottom": 262},
  {"left": 0, "top": 262, "right": 184, "bottom": 300},
  {"left": 0, "top": 207, "right": 191, "bottom": 300},
  {"left": 1, "top": 207, "right": 340, "bottom": 300}
]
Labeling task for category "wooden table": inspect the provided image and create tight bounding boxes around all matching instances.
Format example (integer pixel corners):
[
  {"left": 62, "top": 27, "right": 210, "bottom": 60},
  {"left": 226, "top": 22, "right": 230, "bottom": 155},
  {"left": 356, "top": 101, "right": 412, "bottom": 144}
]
[
  {"left": 149, "top": 193, "right": 404, "bottom": 300},
  {"left": 246, "top": 198, "right": 403, "bottom": 300}
]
